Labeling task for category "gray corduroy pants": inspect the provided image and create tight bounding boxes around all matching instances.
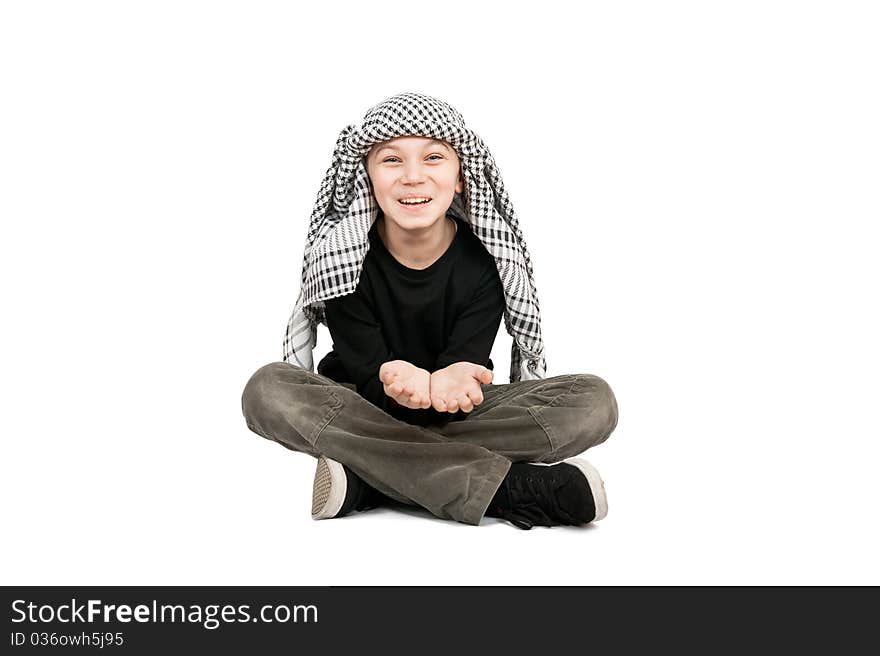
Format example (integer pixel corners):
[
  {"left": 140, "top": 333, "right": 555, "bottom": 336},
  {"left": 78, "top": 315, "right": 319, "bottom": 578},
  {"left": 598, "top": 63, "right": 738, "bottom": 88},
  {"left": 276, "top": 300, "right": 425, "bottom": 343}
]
[{"left": 241, "top": 361, "right": 619, "bottom": 526}]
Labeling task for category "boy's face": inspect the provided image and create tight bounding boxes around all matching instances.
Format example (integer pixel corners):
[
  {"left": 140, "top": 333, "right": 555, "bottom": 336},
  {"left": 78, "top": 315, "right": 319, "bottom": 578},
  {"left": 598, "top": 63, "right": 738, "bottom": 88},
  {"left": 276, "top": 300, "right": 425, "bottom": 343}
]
[{"left": 366, "top": 135, "right": 463, "bottom": 231}]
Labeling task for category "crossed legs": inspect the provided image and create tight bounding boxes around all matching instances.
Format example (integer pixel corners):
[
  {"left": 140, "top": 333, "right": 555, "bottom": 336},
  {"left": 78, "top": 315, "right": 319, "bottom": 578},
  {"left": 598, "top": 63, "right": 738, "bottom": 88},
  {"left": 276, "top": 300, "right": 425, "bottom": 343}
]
[{"left": 241, "top": 362, "right": 618, "bottom": 525}]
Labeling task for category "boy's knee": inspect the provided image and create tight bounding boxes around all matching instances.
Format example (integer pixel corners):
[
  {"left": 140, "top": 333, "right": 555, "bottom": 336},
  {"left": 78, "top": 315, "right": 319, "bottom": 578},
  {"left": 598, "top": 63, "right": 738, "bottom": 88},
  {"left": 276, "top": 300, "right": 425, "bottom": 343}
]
[
  {"left": 577, "top": 374, "right": 618, "bottom": 439},
  {"left": 241, "top": 361, "right": 300, "bottom": 422},
  {"left": 557, "top": 374, "right": 619, "bottom": 456}
]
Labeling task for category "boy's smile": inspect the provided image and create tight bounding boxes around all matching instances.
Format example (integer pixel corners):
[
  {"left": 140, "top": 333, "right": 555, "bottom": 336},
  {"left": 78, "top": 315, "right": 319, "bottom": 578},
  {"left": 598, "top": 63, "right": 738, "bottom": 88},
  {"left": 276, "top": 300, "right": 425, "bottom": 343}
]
[{"left": 397, "top": 194, "right": 434, "bottom": 210}]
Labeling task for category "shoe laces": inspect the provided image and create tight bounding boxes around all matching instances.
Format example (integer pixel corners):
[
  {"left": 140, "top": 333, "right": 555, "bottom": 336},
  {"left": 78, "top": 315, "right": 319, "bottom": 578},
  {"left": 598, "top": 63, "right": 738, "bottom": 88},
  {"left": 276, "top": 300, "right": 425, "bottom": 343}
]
[{"left": 494, "top": 468, "right": 579, "bottom": 530}]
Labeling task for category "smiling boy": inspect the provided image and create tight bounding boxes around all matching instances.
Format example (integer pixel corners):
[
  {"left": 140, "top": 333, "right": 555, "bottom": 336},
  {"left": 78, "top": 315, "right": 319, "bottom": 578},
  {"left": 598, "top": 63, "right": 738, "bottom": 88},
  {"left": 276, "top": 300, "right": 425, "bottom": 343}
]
[
  {"left": 241, "top": 92, "right": 619, "bottom": 529},
  {"left": 315, "top": 135, "right": 501, "bottom": 428}
]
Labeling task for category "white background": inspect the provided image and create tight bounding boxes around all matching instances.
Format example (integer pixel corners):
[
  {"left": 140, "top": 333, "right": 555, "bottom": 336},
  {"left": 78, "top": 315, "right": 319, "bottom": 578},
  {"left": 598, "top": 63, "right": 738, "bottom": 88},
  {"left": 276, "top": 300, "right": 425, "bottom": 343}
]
[{"left": 2, "top": 1, "right": 878, "bottom": 585}]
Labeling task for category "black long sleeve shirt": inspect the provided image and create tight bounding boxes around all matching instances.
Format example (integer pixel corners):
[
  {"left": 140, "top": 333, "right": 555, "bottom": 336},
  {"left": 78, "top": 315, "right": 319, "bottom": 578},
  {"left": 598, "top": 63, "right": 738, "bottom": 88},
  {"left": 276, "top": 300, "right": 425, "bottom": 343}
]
[{"left": 316, "top": 214, "right": 505, "bottom": 427}]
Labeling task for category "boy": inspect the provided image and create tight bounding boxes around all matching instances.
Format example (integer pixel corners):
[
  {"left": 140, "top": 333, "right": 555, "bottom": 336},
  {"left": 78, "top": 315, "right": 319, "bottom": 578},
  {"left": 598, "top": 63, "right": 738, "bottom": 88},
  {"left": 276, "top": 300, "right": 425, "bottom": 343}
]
[
  {"left": 317, "top": 134, "right": 501, "bottom": 429},
  {"left": 241, "top": 93, "right": 618, "bottom": 529}
]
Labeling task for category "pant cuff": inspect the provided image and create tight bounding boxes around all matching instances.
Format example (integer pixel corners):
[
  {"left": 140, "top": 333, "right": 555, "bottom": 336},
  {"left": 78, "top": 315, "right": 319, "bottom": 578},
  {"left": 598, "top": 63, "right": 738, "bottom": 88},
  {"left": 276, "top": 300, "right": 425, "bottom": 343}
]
[{"left": 460, "top": 456, "right": 512, "bottom": 526}]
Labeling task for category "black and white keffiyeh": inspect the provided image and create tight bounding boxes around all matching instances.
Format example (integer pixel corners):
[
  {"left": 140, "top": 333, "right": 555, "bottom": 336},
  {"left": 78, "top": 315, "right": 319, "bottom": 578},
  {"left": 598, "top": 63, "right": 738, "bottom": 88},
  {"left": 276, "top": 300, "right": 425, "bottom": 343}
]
[{"left": 283, "top": 92, "right": 547, "bottom": 382}]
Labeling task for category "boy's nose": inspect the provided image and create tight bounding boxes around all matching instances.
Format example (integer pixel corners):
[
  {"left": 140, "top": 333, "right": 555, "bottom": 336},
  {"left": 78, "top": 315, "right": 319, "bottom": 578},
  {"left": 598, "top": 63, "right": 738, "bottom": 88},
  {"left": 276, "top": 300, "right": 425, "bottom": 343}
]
[{"left": 401, "top": 164, "right": 426, "bottom": 183}]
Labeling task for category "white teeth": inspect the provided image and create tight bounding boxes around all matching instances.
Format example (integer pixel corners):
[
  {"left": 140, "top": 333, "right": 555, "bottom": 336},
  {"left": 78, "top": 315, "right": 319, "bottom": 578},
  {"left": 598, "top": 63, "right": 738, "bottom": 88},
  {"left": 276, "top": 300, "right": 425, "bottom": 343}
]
[{"left": 399, "top": 197, "right": 431, "bottom": 205}]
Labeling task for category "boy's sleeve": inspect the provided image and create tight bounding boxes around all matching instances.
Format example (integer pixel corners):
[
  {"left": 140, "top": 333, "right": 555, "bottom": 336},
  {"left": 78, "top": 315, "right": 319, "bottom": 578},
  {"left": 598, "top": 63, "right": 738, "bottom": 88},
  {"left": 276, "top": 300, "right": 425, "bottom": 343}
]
[
  {"left": 434, "top": 262, "right": 505, "bottom": 372},
  {"left": 323, "top": 286, "right": 395, "bottom": 412}
]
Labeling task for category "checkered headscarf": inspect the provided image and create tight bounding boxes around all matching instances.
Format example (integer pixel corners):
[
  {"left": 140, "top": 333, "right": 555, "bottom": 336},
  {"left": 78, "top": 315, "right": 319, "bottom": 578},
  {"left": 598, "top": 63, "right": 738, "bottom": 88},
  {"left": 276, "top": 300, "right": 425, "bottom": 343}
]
[{"left": 282, "top": 92, "right": 547, "bottom": 382}]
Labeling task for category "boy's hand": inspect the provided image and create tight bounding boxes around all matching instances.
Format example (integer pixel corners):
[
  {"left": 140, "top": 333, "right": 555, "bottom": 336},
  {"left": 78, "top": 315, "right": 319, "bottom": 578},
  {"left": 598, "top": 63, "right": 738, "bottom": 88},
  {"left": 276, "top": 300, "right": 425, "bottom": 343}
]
[
  {"left": 379, "top": 360, "right": 432, "bottom": 410},
  {"left": 430, "top": 362, "right": 493, "bottom": 414}
]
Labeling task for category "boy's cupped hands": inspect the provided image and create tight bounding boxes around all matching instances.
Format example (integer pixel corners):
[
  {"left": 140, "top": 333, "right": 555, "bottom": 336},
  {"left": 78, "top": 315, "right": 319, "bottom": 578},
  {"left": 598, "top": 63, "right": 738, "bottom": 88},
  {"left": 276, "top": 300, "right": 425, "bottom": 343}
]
[{"left": 379, "top": 360, "right": 493, "bottom": 413}]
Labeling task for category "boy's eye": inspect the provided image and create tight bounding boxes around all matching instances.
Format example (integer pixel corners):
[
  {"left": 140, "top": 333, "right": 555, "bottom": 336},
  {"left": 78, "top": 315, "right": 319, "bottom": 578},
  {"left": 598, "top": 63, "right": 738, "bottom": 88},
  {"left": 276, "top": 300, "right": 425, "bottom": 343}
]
[{"left": 382, "top": 154, "right": 445, "bottom": 163}]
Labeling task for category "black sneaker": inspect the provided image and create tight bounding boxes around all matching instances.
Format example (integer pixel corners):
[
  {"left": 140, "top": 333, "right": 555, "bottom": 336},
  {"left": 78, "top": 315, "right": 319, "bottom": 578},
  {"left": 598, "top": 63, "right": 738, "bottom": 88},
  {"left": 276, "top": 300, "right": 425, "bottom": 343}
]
[
  {"left": 311, "top": 456, "right": 383, "bottom": 520},
  {"left": 485, "top": 458, "right": 608, "bottom": 529}
]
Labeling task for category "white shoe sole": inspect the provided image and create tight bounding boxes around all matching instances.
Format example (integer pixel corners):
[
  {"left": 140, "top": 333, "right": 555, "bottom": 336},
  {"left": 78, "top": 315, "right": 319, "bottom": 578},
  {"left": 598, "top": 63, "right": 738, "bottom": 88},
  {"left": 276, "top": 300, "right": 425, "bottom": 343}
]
[
  {"left": 311, "top": 456, "right": 347, "bottom": 520},
  {"left": 531, "top": 458, "right": 608, "bottom": 522},
  {"left": 566, "top": 458, "right": 608, "bottom": 521}
]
